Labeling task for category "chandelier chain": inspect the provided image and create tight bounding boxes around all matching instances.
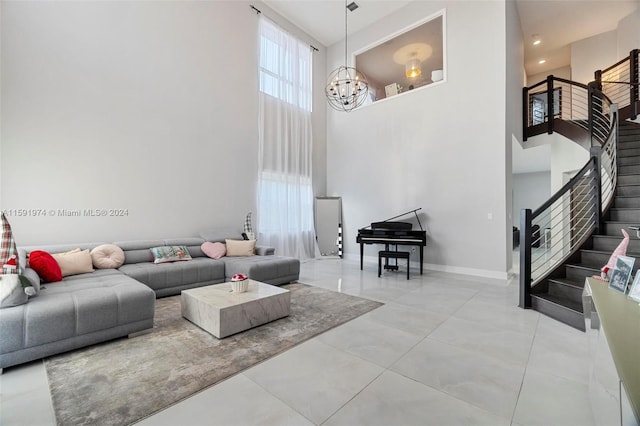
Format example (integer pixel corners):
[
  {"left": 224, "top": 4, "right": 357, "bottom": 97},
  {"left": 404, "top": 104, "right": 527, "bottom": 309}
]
[{"left": 344, "top": 0, "right": 348, "bottom": 67}]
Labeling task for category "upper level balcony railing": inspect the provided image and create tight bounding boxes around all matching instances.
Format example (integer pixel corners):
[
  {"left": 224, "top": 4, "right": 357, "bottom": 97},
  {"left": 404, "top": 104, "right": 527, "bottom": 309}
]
[{"left": 597, "top": 48, "right": 639, "bottom": 121}]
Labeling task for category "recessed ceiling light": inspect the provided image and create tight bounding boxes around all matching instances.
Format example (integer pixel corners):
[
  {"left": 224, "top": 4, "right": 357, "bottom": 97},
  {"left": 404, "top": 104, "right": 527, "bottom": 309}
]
[
  {"left": 538, "top": 59, "right": 546, "bottom": 64},
  {"left": 531, "top": 34, "right": 541, "bottom": 46}
]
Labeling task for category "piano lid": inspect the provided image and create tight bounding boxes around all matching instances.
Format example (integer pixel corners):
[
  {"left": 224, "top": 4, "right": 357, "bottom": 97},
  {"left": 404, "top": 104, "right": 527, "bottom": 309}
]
[
  {"left": 360, "top": 208, "right": 423, "bottom": 231},
  {"left": 371, "top": 221, "right": 412, "bottom": 230}
]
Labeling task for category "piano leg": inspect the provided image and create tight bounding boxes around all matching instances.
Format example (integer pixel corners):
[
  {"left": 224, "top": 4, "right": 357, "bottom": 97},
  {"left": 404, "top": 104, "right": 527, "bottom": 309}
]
[
  {"left": 419, "top": 246, "right": 424, "bottom": 274},
  {"left": 360, "top": 243, "right": 364, "bottom": 270}
]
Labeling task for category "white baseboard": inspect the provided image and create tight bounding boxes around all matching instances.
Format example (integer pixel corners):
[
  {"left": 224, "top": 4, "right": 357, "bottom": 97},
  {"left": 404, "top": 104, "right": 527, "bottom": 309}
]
[
  {"left": 344, "top": 253, "right": 509, "bottom": 280},
  {"left": 422, "top": 263, "right": 509, "bottom": 280}
]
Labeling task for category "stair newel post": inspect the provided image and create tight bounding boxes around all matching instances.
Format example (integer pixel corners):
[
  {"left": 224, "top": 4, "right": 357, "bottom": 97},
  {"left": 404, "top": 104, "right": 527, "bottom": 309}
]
[
  {"left": 546, "top": 75, "right": 554, "bottom": 135},
  {"left": 523, "top": 86, "right": 529, "bottom": 141},
  {"left": 590, "top": 148, "right": 603, "bottom": 235},
  {"left": 519, "top": 209, "right": 533, "bottom": 309},
  {"left": 594, "top": 69, "right": 602, "bottom": 87},
  {"left": 631, "top": 49, "right": 639, "bottom": 119}
]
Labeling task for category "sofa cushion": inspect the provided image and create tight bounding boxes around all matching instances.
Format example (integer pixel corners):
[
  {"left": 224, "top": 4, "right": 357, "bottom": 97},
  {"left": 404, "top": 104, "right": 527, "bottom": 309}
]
[
  {"left": 91, "top": 244, "right": 125, "bottom": 269},
  {"left": 225, "top": 239, "right": 255, "bottom": 257},
  {"left": 163, "top": 238, "right": 206, "bottom": 258},
  {"left": 221, "top": 255, "right": 299, "bottom": 285},
  {"left": 118, "top": 257, "right": 225, "bottom": 295},
  {"left": 29, "top": 250, "right": 63, "bottom": 283},
  {"left": 0, "top": 270, "right": 155, "bottom": 353},
  {"left": 52, "top": 249, "right": 94, "bottom": 277},
  {"left": 113, "top": 240, "right": 164, "bottom": 265},
  {"left": 150, "top": 246, "right": 192, "bottom": 264},
  {"left": 201, "top": 242, "right": 226, "bottom": 259}
]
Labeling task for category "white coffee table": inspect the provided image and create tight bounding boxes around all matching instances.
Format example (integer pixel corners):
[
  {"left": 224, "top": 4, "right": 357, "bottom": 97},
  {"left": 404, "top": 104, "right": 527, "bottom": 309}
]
[{"left": 181, "top": 280, "right": 290, "bottom": 338}]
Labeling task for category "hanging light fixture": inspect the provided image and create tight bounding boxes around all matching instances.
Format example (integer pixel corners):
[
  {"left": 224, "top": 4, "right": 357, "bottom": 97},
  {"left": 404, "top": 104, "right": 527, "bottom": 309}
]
[
  {"left": 325, "top": 1, "right": 369, "bottom": 112},
  {"left": 405, "top": 56, "right": 421, "bottom": 79}
]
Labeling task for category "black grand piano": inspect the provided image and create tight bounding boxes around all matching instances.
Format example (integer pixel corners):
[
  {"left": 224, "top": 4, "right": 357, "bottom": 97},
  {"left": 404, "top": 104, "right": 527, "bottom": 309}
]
[{"left": 356, "top": 208, "right": 427, "bottom": 274}]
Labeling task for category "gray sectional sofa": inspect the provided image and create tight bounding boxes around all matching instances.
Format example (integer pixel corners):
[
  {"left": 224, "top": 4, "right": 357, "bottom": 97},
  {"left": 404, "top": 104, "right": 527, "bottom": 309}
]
[{"left": 0, "top": 231, "right": 300, "bottom": 371}]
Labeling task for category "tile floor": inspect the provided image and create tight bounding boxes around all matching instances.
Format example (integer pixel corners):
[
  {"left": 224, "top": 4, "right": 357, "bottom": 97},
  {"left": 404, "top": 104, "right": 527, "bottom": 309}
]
[{"left": 0, "top": 258, "right": 601, "bottom": 425}]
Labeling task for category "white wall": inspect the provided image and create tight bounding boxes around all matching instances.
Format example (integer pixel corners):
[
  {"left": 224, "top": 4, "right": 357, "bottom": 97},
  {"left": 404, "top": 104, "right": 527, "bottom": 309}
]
[
  {"left": 527, "top": 65, "right": 571, "bottom": 87},
  {"left": 617, "top": 9, "right": 640, "bottom": 59},
  {"left": 505, "top": 0, "right": 525, "bottom": 270},
  {"left": 550, "top": 133, "right": 590, "bottom": 193},
  {"left": 571, "top": 31, "right": 618, "bottom": 85},
  {"left": 512, "top": 172, "right": 551, "bottom": 224},
  {"left": 0, "top": 0, "right": 327, "bottom": 245},
  {"left": 326, "top": 1, "right": 509, "bottom": 278}
]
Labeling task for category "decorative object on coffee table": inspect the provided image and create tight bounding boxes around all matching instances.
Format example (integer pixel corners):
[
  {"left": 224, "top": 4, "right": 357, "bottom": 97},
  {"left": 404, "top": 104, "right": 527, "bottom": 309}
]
[{"left": 231, "top": 273, "right": 248, "bottom": 293}]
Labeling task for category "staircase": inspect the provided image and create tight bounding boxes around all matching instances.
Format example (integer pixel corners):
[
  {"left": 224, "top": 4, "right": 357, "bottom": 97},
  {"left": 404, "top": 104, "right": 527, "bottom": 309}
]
[{"left": 530, "top": 121, "right": 640, "bottom": 330}]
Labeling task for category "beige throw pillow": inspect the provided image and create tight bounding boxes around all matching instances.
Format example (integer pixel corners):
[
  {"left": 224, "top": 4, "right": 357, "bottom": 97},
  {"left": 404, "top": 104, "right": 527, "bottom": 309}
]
[
  {"left": 90, "top": 244, "right": 125, "bottom": 269},
  {"left": 52, "top": 249, "right": 94, "bottom": 277},
  {"left": 225, "top": 239, "right": 256, "bottom": 257}
]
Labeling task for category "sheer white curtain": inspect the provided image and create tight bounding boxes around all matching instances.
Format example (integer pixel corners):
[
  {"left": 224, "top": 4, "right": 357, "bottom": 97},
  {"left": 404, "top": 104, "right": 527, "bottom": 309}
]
[{"left": 257, "top": 17, "right": 316, "bottom": 260}]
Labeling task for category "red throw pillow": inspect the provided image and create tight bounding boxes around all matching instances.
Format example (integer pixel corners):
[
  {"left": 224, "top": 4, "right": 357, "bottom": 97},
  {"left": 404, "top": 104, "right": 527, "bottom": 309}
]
[{"left": 29, "top": 250, "right": 62, "bottom": 283}]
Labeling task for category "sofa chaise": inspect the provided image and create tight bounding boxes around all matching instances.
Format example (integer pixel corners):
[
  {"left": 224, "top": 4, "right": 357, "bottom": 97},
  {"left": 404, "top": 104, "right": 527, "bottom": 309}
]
[{"left": 0, "top": 231, "right": 299, "bottom": 371}]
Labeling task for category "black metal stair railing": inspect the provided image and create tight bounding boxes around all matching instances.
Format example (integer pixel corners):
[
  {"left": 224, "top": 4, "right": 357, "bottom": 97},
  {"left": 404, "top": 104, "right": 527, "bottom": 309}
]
[
  {"left": 519, "top": 92, "right": 618, "bottom": 308},
  {"left": 523, "top": 77, "right": 590, "bottom": 141},
  {"left": 519, "top": 49, "right": 638, "bottom": 311},
  {"left": 597, "top": 49, "right": 639, "bottom": 121}
]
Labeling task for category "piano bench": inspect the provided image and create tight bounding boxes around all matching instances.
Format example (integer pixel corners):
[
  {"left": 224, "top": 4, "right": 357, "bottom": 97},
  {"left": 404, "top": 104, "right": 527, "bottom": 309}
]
[{"left": 378, "top": 250, "right": 410, "bottom": 280}]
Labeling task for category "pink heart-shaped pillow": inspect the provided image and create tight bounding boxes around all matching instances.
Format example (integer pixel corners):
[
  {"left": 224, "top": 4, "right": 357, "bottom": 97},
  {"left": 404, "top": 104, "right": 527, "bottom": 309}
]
[{"left": 201, "top": 242, "right": 226, "bottom": 259}]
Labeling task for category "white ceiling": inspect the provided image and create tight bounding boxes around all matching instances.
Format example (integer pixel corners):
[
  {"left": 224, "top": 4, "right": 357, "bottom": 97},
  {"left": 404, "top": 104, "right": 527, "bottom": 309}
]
[
  {"left": 264, "top": 0, "right": 638, "bottom": 76},
  {"left": 263, "top": 0, "right": 413, "bottom": 47},
  {"left": 517, "top": 0, "right": 638, "bottom": 75}
]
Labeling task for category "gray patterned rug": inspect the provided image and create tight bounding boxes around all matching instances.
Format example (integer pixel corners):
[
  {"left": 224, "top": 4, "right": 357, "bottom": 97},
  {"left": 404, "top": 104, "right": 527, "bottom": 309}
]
[{"left": 45, "top": 283, "right": 382, "bottom": 425}]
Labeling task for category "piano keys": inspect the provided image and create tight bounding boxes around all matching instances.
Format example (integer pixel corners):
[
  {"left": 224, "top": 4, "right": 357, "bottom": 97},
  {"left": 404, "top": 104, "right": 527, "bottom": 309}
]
[{"left": 356, "top": 208, "right": 427, "bottom": 274}]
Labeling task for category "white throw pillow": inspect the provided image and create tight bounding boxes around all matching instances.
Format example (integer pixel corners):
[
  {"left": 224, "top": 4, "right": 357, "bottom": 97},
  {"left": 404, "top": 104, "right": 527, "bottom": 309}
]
[{"left": 90, "top": 244, "right": 126, "bottom": 269}]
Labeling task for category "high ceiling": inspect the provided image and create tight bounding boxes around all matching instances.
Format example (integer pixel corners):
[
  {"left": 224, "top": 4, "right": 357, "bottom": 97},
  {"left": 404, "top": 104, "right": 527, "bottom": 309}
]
[
  {"left": 263, "top": 0, "right": 638, "bottom": 174},
  {"left": 517, "top": 0, "right": 638, "bottom": 75},
  {"left": 263, "top": 0, "right": 639, "bottom": 76}
]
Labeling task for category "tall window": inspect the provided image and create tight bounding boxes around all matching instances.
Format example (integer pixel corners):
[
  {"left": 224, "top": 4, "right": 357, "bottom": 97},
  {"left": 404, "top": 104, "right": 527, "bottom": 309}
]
[
  {"left": 257, "top": 17, "right": 315, "bottom": 260},
  {"left": 259, "top": 20, "right": 312, "bottom": 111}
]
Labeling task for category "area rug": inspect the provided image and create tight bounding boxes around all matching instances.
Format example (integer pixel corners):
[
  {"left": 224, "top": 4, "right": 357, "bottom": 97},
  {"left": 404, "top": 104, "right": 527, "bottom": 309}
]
[{"left": 45, "top": 283, "right": 382, "bottom": 425}]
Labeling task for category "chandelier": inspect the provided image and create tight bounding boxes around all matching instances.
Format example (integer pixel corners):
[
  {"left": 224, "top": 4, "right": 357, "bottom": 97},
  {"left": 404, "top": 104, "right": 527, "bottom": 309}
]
[{"left": 325, "top": 1, "right": 369, "bottom": 112}]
